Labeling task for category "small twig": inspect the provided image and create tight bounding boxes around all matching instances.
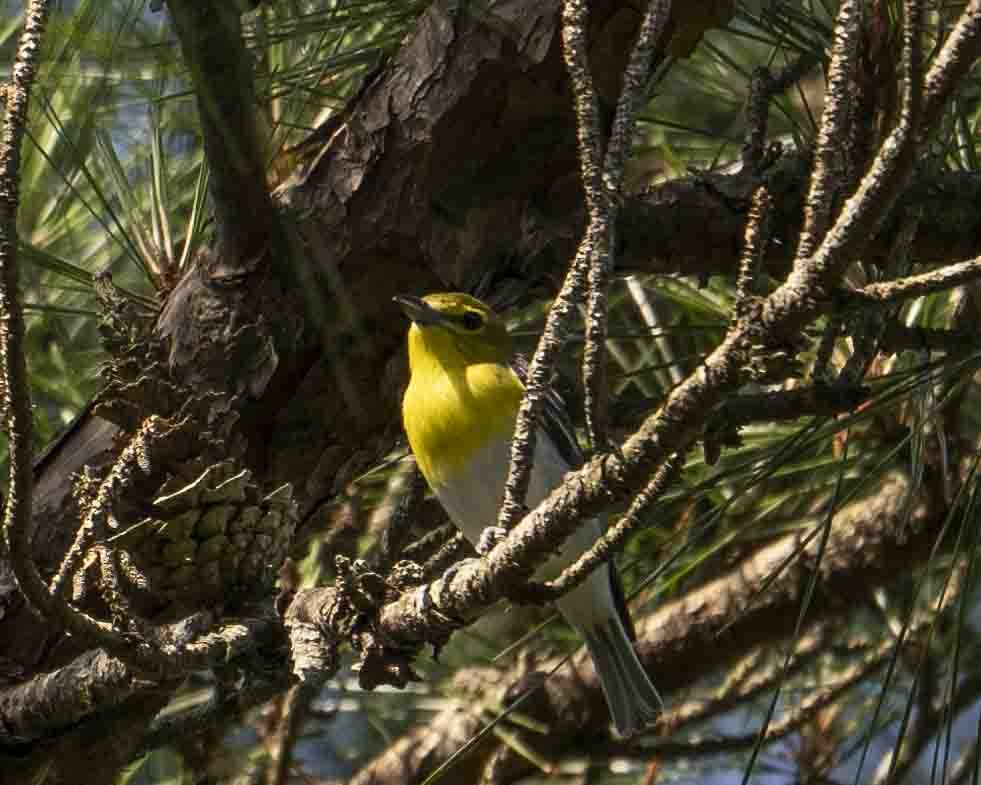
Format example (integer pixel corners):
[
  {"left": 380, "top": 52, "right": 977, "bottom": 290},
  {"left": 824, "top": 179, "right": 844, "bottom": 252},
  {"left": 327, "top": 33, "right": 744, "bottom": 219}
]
[
  {"left": 901, "top": 0, "right": 924, "bottom": 161},
  {"left": 561, "top": 0, "right": 608, "bottom": 455},
  {"left": 734, "top": 184, "right": 773, "bottom": 316},
  {"left": 0, "top": 11, "right": 51, "bottom": 514},
  {"left": 602, "top": 0, "right": 671, "bottom": 194},
  {"left": 50, "top": 419, "right": 173, "bottom": 596},
  {"left": 846, "top": 255, "right": 981, "bottom": 305},
  {"left": 795, "top": 0, "right": 862, "bottom": 262},
  {"left": 500, "top": 0, "right": 674, "bottom": 519},
  {"left": 579, "top": 0, "right": 672, "bottom": 451},
  {"left": 421, "top": 531, "right": 472, "bottom": 581},
  {"left": 742, "top": 55, "right": 817, "bottom": 171},
  {"left": 0, "top": 0, "right": 66, "bottom": 669},
  {"left": 402, "top": 522, "right": 459, "bottom": 564},
  {"left": 268, "top": 683, "right": 316, "bottom": 785},
  {"left": 651, "top": 637, "right": 892, "bottom": 758},
  {"left": 921, "top": 0, "right": 981, "bottom": 131},
  {"left": 496, "top": 241, "right": 590, "bottom": 530},
  {"left": 496, "top": 262, "right": 590, "bottom": 530},
  {"left": 496, "top": 0, "right": 615, "bottom": 498}
]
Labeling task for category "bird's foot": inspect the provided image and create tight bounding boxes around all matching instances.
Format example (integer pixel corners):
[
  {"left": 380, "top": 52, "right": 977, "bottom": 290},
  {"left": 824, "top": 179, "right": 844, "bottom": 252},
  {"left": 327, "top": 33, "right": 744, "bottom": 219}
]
[{"left": 476, "top": 525, "right": 508, "bottom": 555}]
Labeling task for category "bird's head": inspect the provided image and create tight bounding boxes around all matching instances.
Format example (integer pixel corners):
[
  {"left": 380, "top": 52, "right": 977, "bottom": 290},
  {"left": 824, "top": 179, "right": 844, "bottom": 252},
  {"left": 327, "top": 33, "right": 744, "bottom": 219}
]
[{"left": 394, "top": 292, "right": 512, "bottom": 372}]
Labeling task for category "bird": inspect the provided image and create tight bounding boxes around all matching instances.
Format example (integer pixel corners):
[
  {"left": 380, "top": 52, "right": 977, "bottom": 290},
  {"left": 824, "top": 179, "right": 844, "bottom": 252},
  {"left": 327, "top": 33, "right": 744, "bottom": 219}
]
[{"left": 395, "top": 291, "right": 662, "bottom": 736}]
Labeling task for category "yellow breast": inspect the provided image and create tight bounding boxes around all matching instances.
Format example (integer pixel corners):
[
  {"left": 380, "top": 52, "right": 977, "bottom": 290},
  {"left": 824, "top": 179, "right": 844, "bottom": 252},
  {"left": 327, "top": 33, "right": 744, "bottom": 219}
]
[{"left": 402, "top": 360, "right": 523, "bottom": 488}]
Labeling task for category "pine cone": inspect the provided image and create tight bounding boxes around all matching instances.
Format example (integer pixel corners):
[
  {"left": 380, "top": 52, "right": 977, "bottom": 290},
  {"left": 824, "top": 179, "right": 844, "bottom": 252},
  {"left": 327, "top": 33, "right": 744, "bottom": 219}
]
[{"left": 110, "top": 461, "right": 296, "bottom": 606}]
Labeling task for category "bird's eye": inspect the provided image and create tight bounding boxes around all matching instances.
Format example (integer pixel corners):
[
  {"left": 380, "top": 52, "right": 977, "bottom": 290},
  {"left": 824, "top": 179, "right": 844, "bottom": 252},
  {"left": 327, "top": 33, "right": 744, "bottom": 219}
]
[{"left": 460, "top": 311, "right": 484, "bottom": 331}]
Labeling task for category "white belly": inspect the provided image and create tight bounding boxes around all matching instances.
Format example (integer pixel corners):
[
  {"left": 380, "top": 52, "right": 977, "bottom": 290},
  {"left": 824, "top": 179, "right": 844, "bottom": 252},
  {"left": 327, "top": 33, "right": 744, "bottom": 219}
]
[{"left": 432, "top": 433, "right": 616, "bottom": 630}]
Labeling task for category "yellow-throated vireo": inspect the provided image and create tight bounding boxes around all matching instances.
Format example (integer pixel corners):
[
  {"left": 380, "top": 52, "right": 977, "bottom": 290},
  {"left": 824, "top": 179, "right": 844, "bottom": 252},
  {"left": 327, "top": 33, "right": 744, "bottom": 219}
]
[{"left": 396, "top": 292, "right": 662, "bottom": 736}]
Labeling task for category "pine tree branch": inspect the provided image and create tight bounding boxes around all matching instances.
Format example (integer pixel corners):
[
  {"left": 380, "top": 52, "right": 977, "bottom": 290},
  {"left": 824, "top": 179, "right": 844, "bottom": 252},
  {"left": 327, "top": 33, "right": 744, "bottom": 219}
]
[
  {"left": 0, "top": 612, "right": 281, "bottom": 746},
  {"left": 795, "top": 0, "right": 862, "bottom": 262},
  {"left": 8, "top": 2, "right": 981, "bottom": 776},
  {"left": 612, "top": 159, "right": 981, "bottom": 281},
  {"left": 846, "top": 255, "right": 981, "bottom": 305},
  {"left": 498, "top": 0, "right": 674, "bottom": 525},
  {"left": 346, "top": 469, "right": 943, "bottom": 785},
  {"left": 164, "top": 0, "right": 278, "bottom": 268}
]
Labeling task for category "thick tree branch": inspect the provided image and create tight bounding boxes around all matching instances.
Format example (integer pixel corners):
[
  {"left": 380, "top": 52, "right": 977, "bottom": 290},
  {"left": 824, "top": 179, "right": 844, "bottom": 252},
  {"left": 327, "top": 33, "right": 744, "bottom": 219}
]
[
  {"left": 0, "top": 650, "right": 148, "bottom": 744},
  {"left": 612, "top": 160, "right": 981, "bottom": 282},
  {"left": 0, "top": 613, "right": 281, "bottom": 747},
  {"left": 165, "top": 0, "right": 277, "bottom": 268}
]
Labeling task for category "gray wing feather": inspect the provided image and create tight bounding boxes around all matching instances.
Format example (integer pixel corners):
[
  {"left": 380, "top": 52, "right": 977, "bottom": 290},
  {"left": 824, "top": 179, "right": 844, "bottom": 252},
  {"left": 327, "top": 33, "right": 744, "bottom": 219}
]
[
  {"left": 509, "top": 355, "right": 582, "bottom": 469},
  {"left": 509, "top": 355, "right": 636, "bottom": 640}
]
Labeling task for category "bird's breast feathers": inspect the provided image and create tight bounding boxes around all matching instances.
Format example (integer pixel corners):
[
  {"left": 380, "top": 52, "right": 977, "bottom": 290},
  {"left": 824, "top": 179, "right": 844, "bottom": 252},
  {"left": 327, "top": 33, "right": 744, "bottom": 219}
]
[{"left": 403, "top": 361, "right": 522, "bottom": 486}]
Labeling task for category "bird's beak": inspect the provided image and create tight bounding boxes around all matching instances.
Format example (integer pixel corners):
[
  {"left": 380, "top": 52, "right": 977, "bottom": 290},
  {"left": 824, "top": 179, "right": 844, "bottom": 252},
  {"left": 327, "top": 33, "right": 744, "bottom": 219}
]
[{"left": 393, "top": 294, "right": 443, "bottom": 326}]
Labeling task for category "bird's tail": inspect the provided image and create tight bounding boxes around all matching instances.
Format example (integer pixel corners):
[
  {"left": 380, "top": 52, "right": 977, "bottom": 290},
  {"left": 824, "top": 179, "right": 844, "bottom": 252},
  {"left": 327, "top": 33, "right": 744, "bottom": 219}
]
[{"left": 584, "top": 615, "right": 662, "bottom": 737}]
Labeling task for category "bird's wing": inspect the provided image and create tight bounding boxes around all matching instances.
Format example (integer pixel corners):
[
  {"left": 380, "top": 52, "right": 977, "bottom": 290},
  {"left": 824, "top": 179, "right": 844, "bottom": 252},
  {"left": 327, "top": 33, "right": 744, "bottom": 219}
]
[
  {"left": 509, "top": 355, "right": 583, "bottom": 469},
  {"left": 510, "top": 354, "right": 637, "bottom": 641}
]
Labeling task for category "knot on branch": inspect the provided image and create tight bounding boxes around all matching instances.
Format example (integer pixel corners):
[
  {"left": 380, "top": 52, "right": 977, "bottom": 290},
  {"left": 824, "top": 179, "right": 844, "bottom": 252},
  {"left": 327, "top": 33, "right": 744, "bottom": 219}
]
[
  {"left": 335, "top": 555, "right": 429, "bottom": 690},
  {"left": 285, "top": 557, "right": 441, "bottom": 692},
  {"left": 387, "top": 559, "right": 428, "bottom": 591},
  {"left": 334, "top": 555, "right": 390, "bottom": 613}
]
